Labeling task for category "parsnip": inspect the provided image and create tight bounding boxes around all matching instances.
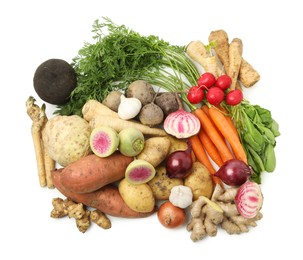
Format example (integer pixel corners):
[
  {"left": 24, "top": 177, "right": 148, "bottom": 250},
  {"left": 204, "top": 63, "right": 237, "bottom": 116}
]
[
  {"left": 186, "top": 40, "right": 223, "bottom": 77},
  {"left": 228, "top": 38, "right": 243, "bottom": 90}
]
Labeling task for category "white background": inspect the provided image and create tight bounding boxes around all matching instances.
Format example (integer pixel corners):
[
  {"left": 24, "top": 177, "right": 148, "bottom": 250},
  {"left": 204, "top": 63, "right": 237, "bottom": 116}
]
[{"left": 1, "top": 0, "right": 302, "bottom": 259}]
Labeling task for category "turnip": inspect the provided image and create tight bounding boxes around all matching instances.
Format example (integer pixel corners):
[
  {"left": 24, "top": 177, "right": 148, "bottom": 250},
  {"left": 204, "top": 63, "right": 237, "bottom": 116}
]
[{"left": 118, "top": 127, "right": 145, "bottom": 157}]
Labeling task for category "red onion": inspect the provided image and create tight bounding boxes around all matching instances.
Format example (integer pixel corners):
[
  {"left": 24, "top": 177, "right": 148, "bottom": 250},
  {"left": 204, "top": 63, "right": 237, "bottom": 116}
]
[
  {"left": 214, "top": 159, "right": 252, "bottom": 186},
  {"left": 166, "top": 141, "right": 193, "bottom": 178},
  {"left": 235, "top": 181, "right": 263, "bottom": 218}
]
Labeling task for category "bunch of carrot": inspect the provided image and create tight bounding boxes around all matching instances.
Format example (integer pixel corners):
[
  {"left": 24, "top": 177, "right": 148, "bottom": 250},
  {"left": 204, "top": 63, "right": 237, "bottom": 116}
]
[{"left": 189, "top": 105, "right": 247, "bottom": 186}]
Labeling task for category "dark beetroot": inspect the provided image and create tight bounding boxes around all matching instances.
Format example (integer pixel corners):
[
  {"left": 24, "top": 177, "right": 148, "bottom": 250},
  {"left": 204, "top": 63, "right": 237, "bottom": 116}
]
[
  {"left": 214, "top": 159, "right": 252, "bottom": 186},
  {"left": 166, "top": 142, "right": 193, "bottom": 178}
]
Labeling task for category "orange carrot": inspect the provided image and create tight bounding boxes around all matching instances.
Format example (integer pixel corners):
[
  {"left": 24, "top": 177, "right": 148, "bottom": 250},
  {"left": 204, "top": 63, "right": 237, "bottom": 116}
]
[
  {"left": 208, "top": 107, "right": 247, "bottom": 163},
  {"left": 198, "top": 130, "right": 224, "bottom": 167},
  {"left": 189, "top": 135, "right": 222, "bottom": 186},
  {"left": 193, "top": 109, "right": 234, "bottom": 162},
  {"left": 201, "top": 104, "right": 210, "bottom": 116}
]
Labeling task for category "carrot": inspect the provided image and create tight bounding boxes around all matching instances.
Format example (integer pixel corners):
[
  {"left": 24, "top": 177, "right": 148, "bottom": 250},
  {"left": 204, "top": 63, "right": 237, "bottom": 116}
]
[
  {"left": 198, "top": 130, "right": 224, "bottom": 167},
  {"left": 193, "top": 109, "right": 234, "bottom": 162},
  {"left": 52, "top": 169, "right": 154, "bottom": 218},
  {"left": 189, "top": 135, "right": 222, "bottom": 187},
  {"left": 55, "top": 152, "right": 133, "bottom": 194},
  {"left": 208, "top": 107, "right": 247, "bottom": 163},
  {"left": 90, "top": 115, "right": 167, "bottom": 136}
]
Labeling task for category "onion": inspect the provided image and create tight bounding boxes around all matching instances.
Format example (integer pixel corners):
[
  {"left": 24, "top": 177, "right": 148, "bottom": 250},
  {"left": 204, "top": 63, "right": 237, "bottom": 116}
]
[
  {"left": 214, "top": 159, "right": 252, "bottom": 186},
  {"left": 157, "top": 201, "right": 186, "bottom": 228},
  {"left": 235, "top": 181, "right": 263, "bottom": 218},
  {"left": 166, "top": 142, "right": 193, "bottom": 178}
]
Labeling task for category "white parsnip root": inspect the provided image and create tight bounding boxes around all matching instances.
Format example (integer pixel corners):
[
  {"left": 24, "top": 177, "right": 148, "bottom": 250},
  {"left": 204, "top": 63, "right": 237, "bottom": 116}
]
[
  {"left": 26, "top": 96, "right": 55, "bottom": 188},
  {"left": 186, "top": 40, "right": 223, "bottom": 77}
]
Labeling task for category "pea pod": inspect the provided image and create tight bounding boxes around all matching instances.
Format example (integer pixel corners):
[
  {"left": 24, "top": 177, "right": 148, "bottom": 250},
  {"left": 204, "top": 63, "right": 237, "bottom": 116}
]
[
  {"left": 246, "top": 145, "right": 265, "bottom": 173},
  {"left": 257, "top": 125, "right": 276, "bottom": 146},
  {"left": 244, "top": 113, "right": 265, "bottom": 148},
  {"left": 243, "top": 133, "right": 262, "bottom": 152},
  {"left": 264, "top": 143, "right": 276, "bottom": 172},
  {"left": 270, "top": 119, "right": 281, "bottom": 137}
]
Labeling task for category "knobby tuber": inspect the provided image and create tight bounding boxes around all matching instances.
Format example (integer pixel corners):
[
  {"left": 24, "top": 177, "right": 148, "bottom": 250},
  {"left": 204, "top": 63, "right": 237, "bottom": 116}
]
[
  {"left": 211, "top": 184, "right": 263, "bottom": 234},
  {"left": 50, "top": 197, "right": 112, "bottom": 233},
  {"left": 187, "top": 184, "right": 263, "bottom": 242}
]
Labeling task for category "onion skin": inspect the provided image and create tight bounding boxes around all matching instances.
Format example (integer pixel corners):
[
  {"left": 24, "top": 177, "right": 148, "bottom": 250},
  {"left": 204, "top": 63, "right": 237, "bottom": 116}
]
[
  {"left": 163, "top": 109, "right": 200, "bottom": 138},
  {"left": 214, "top": 159, "right": 252, "bottom": 186},
  {"left": 157, "top": 201, "right": 186, "bottom": 228},
  {"left": 235, "top": 181, "right": 263, "bottom": 219}
]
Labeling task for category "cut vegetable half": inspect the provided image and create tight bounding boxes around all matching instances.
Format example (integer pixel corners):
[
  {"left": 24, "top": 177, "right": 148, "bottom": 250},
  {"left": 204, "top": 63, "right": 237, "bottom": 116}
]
[
  {"left": 90, "top": 126, "right": 119, "bottom": 157},
  {"left": 125, "top": 159, "right": 156, "bottom": 184}
]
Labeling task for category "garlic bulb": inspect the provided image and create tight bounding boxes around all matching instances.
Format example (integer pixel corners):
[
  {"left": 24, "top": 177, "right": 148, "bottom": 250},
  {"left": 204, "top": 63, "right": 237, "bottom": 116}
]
[
  {"left": 118, "top": 95, "right": 142, "bottom": 120},
  {"left": 169, "top": 185, "right": 193, "bottom": 209}
]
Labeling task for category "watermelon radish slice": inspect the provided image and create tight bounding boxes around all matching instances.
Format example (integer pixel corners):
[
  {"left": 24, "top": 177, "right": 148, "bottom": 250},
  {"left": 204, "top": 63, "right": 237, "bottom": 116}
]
[
  {"left": 90, "top": 126, "right": 119, "bottom": 157},
  {"left": 125, "top": 159, "right": 156, "bottom": 184}
]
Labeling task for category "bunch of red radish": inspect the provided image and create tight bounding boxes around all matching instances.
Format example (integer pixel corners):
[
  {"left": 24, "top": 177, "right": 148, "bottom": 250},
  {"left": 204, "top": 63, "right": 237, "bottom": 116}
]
[{"left": 187, "top": 72, "right": 243, "bottom": 106}]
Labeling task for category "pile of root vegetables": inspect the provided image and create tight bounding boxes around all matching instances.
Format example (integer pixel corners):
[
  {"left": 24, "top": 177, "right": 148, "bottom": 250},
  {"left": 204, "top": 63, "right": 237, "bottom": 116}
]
[{"left": 26, "top": 20, "right": 279, "bottom": 242}]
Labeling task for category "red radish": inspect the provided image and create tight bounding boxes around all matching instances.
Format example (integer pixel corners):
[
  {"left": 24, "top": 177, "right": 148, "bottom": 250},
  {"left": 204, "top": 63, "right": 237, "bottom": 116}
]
[
  {"left": 226, "top": 89, "right": 243, "bottom": 106},
  {"left": 166, "top": 141, "right": 193, "bottom": 178},
  {"left": 157, "top": 201, "right": 186, "bottom": 228},
  {"left": 215, "top": 75, "right": 232, "bottom": 90},
  {"left": 235, "top": 181, "right": 263, "bottom": 218},
  {"left": 206, "top": 87, "right": 225, "bottom": 106},
  {"left": 214, "top": 159, "right": 252, "bottom": 186},
  {"left": 187, "top": 86, "right": 204, "bottom": 104},
  {"left": 163, "top": 94, "right": 200, "bottom": 138},
  {"left": 197, "top": 72, "right": 216, "bottom": 90}
]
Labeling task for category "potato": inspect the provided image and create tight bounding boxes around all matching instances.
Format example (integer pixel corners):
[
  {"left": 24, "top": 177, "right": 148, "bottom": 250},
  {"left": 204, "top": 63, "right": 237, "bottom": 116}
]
[
  {"left": 43, "top": 115, "right": 91, "bottom": 166},
  {"left": 137, "top": 136, "right": 171, "bottom": 167},
  {"left": 118, "top": 178, "right": 155, "bottom": 213},
  {"left": 184, "top": 161, "right": 213, "bottom": 200},
  {"left": 148, "top": 166, "right": 183, "bottom": 200}
]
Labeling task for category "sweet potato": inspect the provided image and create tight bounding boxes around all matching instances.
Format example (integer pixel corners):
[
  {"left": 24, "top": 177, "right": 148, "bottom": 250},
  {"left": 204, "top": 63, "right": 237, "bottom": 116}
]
[
  {"left": 52, "top": 169, "right": 155, "bottom": 218},
  {"left": 55, "top": 152, "right": 133, "bottom": 193}
]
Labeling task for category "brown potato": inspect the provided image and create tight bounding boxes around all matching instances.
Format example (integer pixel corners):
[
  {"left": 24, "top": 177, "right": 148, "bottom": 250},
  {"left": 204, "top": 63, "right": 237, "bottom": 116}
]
[
  {"left": 148, "top": 166, "right": 183, "bottom": 200},
  {"left": 137, "top": 136, "right": 171, "bottom": 167},
  {"left": 184, "top": 161, "right": 213, "bottom": 200},
  {"left": 119, "top": 178, "right": 155, "bottom": 213}
]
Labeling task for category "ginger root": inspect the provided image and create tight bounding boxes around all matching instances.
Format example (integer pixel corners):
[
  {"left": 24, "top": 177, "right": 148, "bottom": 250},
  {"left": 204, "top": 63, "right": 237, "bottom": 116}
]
[
  {"left": 187, "top": 196, "right": 224, "bottom": 242},
  {"left": 50, "top": 197, "right": 111, "bottom": 233},
  {"left": 187, "top": 184, "right": 263, "bottom": 242},
  {"left": 211, "top": 184, "right": 263, "bottom": 235}
]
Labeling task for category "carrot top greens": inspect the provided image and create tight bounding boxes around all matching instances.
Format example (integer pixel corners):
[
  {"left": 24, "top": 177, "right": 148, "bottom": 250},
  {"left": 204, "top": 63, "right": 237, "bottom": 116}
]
[{"left": 56, "top": 17, "right": 199, "bottom": 116}]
